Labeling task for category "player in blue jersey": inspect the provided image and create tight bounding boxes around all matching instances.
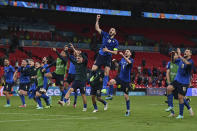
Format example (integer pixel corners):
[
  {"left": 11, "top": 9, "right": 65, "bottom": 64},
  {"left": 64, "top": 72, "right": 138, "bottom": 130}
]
[
  {"left": 65, "top": 48, "right": 78, "bottom": 108},
  {"left": 108, "top": 49, "right": 134, "bottom": 116},
  {"left": 3, "top": 58, "right": 15, "bottom": 107},
  {"left": 166, "top": 48, "right": 194, "bottom": 119},
  {"left": 91, "top": 15, "right": 119, "bottom": 99},
  {"left": 165, "top": 51, "right": 194, "bottom": 117},
  {"left": 14, "top": 59, "right": 30, "bottom": 108}
]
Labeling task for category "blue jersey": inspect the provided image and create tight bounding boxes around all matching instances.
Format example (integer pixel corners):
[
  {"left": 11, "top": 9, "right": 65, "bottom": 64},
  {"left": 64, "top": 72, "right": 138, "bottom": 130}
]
[
  {"left": 68, "top": 55, "right": 76, "bottom": 74},
  {"left": 174, "top": 58, "right": 194, "bottom": 84},
  {"left": 99, "top": 31, "right": 119, "bottom": 56},
  {"left": 18, "top": 66, "right": 30, "bottom": 84},
  {"left": 118, "top": 58, "right": 134, "bottom": 82},
  {"left": 43, "top": 64, "right": 50, "bottom": 89},
  {"left": 4, "top": 65, "right": 15, "bottom": 83}
]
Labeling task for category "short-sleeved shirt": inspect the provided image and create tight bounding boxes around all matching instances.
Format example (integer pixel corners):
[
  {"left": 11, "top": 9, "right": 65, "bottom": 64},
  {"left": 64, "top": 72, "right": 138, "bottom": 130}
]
[
  {"left": 118, "top": 57, "right": 134, "bottom": 82},
  {"left": 174, "top": 58, "right": 194, "bottom": 85},
  {"left": 18, "top": 66, "right": 30, "bottom": 84},
  {"left": 4, "top": 65, "right": 15, "bottom": 83},
  {"left": 99, "top": 31, "right": 119, "bottom": 56}
]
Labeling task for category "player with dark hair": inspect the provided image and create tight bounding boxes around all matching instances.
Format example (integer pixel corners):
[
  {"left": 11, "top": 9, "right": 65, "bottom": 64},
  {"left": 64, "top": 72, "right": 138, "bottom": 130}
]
[
  {"left": 91, "top": 15, "right": 119, "bottom": 96},
  {"left": 166, "top": 48, "right": 194, "bottom": 119},
  {"left": 64, "top": 49, "right": 78, "bottom": 108},
  {"left": 166, "top": 51, "right": 194, "bottom": 117},
  {"left": 89, "top": 69, "right": 108, "bottom": 112},
  {"left": 2, "top": 58, "right": 15, "bottom": 107},
  {"left": 13, "top": 59, "right": 30, "bottom": 108},
  {"left": 60, "top": 44, "right": 88, "bottom": 111},
  {"left": 108, "top": 49, "right": 134, "bottom": 116},
  {"left": 44, "top": 48, "right": 68, "bottom": 105},
  {"left": 35, "top": 61, "right": 51, "bottom": 109}
]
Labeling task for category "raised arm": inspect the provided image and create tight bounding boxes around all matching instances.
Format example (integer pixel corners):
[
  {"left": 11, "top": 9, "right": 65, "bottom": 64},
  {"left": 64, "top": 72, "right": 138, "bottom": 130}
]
[
  {"left": 64, "top": 47, "right": 77, "bottom": 64},
  {"left": 95, "top": 15, "right": 102, "bottom": 34},
  {"left": 119, "top": 52, "right": 131, "bottom": 64},
  {"left": 69, "top": 43, "right": 81, "bottom": 56},
  {"left": 53, "top": 48, "right": 67, "bottom": 65},
  {"left": 177, "top": 48, "right": 191, "bottom": 65}
]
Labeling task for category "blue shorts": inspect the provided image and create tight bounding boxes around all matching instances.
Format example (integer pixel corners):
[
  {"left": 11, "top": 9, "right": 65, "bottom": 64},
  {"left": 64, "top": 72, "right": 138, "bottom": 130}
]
[
  {"left": 71, "top": 80, "right": 86, "bottom": 94},
  {"left": 115, "top": 77, "right": 130, "bottom": 95},
  {"left": 171, "top": 80, "right": 189, "bottom": 96},
  {"left": 3, "top": 82, "right": 14, "bottom": 92},
  {"left": 19, "top": 83, "right": 30, "bottom": 91},
  {"left": 95, "top": 54, "right": 112, "bottom": 67}
]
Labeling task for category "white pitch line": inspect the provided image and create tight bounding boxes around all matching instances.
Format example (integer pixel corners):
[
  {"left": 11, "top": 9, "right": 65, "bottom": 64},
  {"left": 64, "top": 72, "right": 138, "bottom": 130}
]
[
  {"left": 0, "top": 117, "right": 98, "bottom": 123},
  {"left": 0, "top": 113, "right": 78, "bottom": 117}
]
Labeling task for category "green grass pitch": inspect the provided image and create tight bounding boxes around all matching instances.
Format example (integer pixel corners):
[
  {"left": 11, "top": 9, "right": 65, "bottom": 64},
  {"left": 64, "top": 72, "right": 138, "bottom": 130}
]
[{"left": 0, "top": 96, "right": 197, "bottom": 131}]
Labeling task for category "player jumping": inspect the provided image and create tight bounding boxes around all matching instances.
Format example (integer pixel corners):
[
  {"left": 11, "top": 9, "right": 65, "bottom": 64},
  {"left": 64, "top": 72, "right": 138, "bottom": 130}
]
[
  {"left": 108, "top": 50, "right": 134, "bottom": 116},
  {"left": 61, "top": 44, "right": 88, "bottom": 111},
  {"left": 91, "top": 15, "right": 119, "bottom": 99}
]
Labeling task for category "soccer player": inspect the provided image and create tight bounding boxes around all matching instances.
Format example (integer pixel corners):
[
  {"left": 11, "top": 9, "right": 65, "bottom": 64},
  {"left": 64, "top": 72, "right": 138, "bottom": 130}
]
[
  {"left": 166, "top": 51, "right": 194, "bottom": 117},
  {"left": 35, "top": 61, "right": 51, "bottom": 109},
  {"left": 61, "top": 44, "right": 88, "bottom": 111},
  {"left": 65, "top": 50, "right": 78, "bottom": 108},
  {"left": 44, "top": 48, "right": 68, "bottom": 105},
  {"left": 13, "top": 59, "right": 30, "bottom": 108},
  {"left": 27, "top": 59, "right": 37, "bottom": 100},
  {"left": 166, "top": 48, "right": 194, "bottom": 119},
  {"left": 108, "top": 49, "right": 134, "bottom": 116},
  {"left": 3, "top": 58, "right": 15, "bottom": 107},
  {"left": 89, "top": 69, "right": 108, "bottom": 112},
  {"left": 91, "top": 15, "right": 119, "bottom": 98}
]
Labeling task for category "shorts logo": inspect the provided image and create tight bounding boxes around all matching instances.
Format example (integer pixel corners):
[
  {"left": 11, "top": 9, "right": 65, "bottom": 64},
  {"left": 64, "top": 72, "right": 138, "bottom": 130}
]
[
  {"left": 97, "top": 90, "right": 100, "bottom": 94},
  {"left": 108, "top": 39, "right": 111, "bottom": 43},
  {"left": 60, "top": 81, "right": 64, "bottom": 85},
  {"left": 183, "top": 87, "right": 186, "bottom": 92},
  {"left": 181, "top": 64, "right": 184, "bottom": 68}
]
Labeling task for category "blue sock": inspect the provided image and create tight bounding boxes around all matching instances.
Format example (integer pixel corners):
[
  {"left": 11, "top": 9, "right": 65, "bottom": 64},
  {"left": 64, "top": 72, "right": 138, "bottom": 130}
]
[
  {"left": 167, "top": 94, "right": 173, "bottom": 107},
  {"left": 63, "top": 98, "right": 68, "bottom": 103},
  {"left": 19, "top": 95, "right": 25, "bottom": 105},
  {"left": 103, "top": 76, "right": 109, "bottom": 88},
  {"left": 7, "top": 100, "right": 10, "bottom": 105},
  {"left": 171, "top": 110, "right": 175, "bottom": 114},
  {"left": 74, "top": 92, "right": 78, "bottom": 105},
  {"left": 41, "top": 94, "right": 50, "bottom": 105},
  {"left": 93, "top": 104, "right": 98, "bottom": 110},
  {"left": 84, "top": 104, "right": 87, "bottom": 108},
  {"left": 184, "top": 98, "right": 191, "bottom": 110},
  {"left": 109, "top": 85, "right": 114, "bottom": 96},
  {"left": 126, "top": 100, "right": 130, "bottom": 111},
  {"left": 61, "top": 89, "right": 67, "bottom": 101},
  {"left": 36, "top": 97, "right": 42, "bottom": 107},
  {"left": 179, "top": 103, "right": 184, "bottom": 116},
  {"left": 103, "top": 100, "right": 107, "bottom": 105}
]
